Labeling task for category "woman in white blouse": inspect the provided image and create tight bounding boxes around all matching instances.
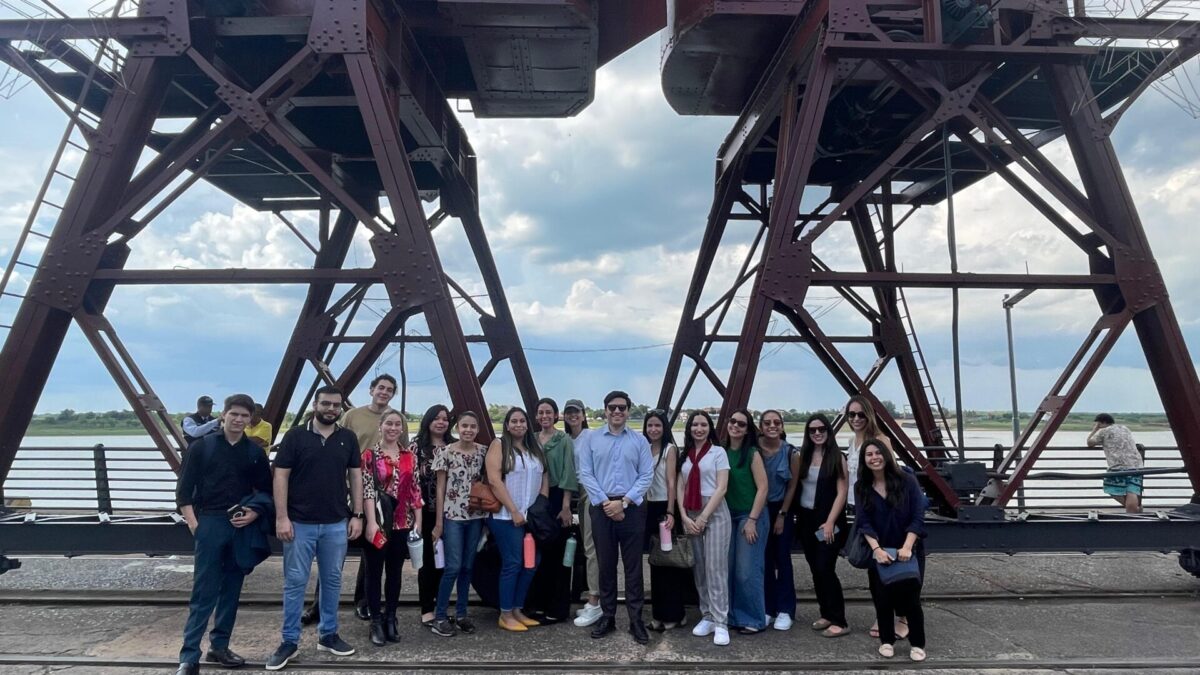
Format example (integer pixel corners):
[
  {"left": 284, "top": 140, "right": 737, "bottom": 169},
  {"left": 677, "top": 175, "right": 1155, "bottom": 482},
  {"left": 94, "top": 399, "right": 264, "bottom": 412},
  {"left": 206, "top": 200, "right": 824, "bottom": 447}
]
[{"left": 677, "top": 410, "right": 732, "bottom": 646}]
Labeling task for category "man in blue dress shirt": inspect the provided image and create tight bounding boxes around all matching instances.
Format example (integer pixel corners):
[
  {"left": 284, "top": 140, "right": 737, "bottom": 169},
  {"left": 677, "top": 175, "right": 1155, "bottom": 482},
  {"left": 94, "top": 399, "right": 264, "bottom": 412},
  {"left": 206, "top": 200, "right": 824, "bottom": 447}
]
[{"left": 574, "top": 390, "right": 654, "bottom": 644}]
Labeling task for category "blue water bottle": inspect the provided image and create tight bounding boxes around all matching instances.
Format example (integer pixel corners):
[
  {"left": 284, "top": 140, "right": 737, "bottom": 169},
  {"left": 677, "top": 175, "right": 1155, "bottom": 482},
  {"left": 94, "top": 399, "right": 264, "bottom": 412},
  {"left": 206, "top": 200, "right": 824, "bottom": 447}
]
[{"left": 563, "top": 535, "right": 578, "bottom": 567}]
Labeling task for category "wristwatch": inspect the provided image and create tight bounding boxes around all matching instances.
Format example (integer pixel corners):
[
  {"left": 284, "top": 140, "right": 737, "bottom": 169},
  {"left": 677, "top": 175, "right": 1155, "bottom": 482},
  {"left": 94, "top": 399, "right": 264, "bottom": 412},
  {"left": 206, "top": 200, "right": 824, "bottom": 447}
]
[
  {"left": 620, "top": 498, "right": 630, "bottom": 510},
  {"left": 352, "top": 512, "right": 365, "bottom": 519}
]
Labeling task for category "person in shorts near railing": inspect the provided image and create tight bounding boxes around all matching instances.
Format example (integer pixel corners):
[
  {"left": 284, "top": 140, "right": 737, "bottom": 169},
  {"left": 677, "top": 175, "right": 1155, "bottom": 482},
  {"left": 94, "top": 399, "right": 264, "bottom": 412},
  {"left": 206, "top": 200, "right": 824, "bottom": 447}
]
[
  {"left": 174, "top": 393, "right": 271, "bottom": 675},
  {"left": 1087, "top": 413, "right": 1144, "bottom": 513}
]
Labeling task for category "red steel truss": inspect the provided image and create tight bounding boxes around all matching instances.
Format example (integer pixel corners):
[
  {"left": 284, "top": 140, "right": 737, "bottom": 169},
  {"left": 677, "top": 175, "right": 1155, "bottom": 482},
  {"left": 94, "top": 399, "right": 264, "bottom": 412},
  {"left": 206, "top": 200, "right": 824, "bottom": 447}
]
[
  {"left": 656, "top": 0, "right": 1200, "bottom": 509},
  {"left": 0, "top": 1, "right": 665, "bottom": 492}
]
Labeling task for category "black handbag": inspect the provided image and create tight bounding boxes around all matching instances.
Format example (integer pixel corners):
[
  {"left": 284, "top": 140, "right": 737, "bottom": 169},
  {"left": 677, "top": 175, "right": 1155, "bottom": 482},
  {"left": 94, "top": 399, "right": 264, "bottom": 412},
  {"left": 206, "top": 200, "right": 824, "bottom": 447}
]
[
  {"left": 648, "top": 532, "right": 694, "bottom": 568},
  {"left": 525, "top": 494, "right": 558, "bottom": 543},
  {"left": 843, "top": 520, "right": 872, "bottom": 569}
]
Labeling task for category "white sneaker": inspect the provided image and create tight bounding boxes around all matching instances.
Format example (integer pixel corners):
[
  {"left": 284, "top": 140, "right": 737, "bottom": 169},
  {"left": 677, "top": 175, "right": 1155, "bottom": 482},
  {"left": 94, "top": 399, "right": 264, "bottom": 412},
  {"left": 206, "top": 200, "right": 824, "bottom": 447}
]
[
  {"left": 573, "top": 602, "right": 603, "bottom": 627},
  {"left": 713, "top": 626, "right": 730, "bottom": 646},
  {"left": 773, "top": 614, "right": 793, "bottom": 631},
  {"left": 765, "top": 614, "right": 773, "bottom": 626},
  {"left": 691, "top": 618, "right": 715, "bottom": 637}
]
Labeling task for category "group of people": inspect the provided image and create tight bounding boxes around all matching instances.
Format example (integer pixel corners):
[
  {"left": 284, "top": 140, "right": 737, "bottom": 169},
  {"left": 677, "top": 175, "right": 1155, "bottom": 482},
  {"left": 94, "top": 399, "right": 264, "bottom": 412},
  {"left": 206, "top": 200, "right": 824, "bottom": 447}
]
[{"left": 173, "top": 381, "right": 932, "bottom": 674}]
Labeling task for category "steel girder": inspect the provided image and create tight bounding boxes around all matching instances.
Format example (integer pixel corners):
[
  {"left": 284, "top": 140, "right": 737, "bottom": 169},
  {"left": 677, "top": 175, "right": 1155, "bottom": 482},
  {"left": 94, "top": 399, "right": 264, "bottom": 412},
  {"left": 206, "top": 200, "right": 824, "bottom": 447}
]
[
  {"left": 0, "top": 1, "right": 541, "bottom": 488},
  {"left": 657, "top": 0, "right": 1200, "bottom": 510}
]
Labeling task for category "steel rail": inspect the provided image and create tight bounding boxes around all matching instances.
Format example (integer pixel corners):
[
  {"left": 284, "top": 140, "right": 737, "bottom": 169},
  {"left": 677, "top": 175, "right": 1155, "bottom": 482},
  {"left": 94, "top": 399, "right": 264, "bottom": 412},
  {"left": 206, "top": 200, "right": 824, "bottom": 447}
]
[
  {"left": 1, "top": 588, "right": 1194, "bottom": 607},
  {"left": 1, "top": 654, "right": 1198, "bottom": 672}
]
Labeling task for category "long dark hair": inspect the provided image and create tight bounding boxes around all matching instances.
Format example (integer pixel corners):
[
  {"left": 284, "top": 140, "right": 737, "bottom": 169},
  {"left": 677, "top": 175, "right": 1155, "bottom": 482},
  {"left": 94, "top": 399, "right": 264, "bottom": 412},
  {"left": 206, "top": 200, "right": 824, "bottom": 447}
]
[
  {"left": 500, "top": 407, "right": 545, "bottom": 474},
  {"left": 720, "top": 407, "right": 759, "bottom": 468},
  {"left": 535, "top": 397, "right": 559, "bottom": 430},
  {"left": 853, "top": 438, "right": 907, "bottom": 511},
  {"left": 798, "top": 413, "right": 845, "bottom": 481},
  {"left": 682, "top": 410, "right": 718, "bottom": 455},
  {"left": 643, "top": 409, "right": 678, "bottom": 470},
  {"left": 415, "top": 404, "right": 456, "bottom": 452}
]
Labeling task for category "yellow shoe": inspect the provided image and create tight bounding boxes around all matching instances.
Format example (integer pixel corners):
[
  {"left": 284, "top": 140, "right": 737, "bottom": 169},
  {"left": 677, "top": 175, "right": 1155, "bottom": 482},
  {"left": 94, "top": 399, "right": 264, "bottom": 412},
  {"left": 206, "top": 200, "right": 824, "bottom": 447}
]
[
  {"left": 498, "top": 617, "right": 528, "bottom": 632},
  {"left": 516, "top": 615, "right": 541, "bottom": 627}
]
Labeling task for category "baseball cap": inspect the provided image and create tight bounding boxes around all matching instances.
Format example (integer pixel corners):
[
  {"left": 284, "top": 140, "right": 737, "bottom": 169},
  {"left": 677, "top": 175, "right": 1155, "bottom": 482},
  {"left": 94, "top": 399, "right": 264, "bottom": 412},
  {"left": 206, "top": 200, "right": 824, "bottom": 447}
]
[
  {"left": 563, "top": 399, "right": 585, "bottom": 412},
  {"left": 197, "top": 395, "right": 214, "bottom": 406}
]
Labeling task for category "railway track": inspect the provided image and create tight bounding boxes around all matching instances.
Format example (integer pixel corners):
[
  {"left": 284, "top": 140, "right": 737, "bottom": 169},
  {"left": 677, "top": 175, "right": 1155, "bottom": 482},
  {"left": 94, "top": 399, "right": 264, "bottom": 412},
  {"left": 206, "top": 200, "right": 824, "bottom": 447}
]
[
  {"left": 1, "top": 654, "right": 1198, "bottom": 672},
  {"left": 1, "top": 588, "right": 1194, "bottom": 606}
]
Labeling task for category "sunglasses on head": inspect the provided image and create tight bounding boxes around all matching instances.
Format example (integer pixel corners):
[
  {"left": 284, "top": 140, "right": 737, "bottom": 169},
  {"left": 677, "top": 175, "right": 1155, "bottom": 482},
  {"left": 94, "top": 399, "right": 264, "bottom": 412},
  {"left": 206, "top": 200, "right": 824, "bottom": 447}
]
[
  {"left": 845, "top": 411, "right": 867, "bottom": 420},
  {"left": 727, "top": 418, "right": 748, "bottom": 428},
  {"left": 808, "top": 425, "right": 828, "bottom": 434},
  {"left": 607, "top": 404, "right": 628, "bottom": 412}
]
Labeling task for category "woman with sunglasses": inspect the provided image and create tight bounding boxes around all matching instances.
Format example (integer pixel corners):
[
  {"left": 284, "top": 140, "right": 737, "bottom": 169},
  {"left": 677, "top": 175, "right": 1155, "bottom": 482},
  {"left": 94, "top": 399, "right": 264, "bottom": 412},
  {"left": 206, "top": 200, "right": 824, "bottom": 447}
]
[
  {"left": 678, "top": 410, "right": 731, "bottom": 646},
  {"left": 796, "top": 413, "right": 850, "bottom": 637},
  {"left": 486, "top": 407, "right": 550, "bottom": 632},
  {"left": 721, "top": 408, "right": 769, "bottom": 635},
  {"left": 525, "top": 397, "right": 577, "bottom": 624},
  {"left": 758, "top": 409, "right": 801, "bottom": 631},
  {"left": 563, "top": 399, "right": 603, "bottom": 628},
  {"left": 855, "top": 438, "right": 928, "bottom": 661},
  {"left": 843, "top": 395, "right": 901, "bottom": 639},
  {"left": 642, "top": 409, "right": 691, "bottom": 631}
]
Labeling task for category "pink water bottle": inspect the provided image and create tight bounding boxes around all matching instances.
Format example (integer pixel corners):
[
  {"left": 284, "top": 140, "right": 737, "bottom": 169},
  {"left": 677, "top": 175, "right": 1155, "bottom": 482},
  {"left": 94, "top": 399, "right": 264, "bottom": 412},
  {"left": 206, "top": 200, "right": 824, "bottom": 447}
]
[
  {"left": 523, "top": 533, "right": 536, "bottom": 569},
  {"left": 659, "top": 519, "right": 673, "bottom": 552},
  {"left": 434, "top": 538, "right": 445, "bottom": 569}
]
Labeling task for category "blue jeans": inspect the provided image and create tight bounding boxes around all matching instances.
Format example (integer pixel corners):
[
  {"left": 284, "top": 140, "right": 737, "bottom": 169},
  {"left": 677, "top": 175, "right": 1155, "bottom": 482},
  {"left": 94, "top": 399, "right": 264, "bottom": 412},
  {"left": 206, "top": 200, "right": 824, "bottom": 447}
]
[
  {"left": 282, "top": 520, "right": 348, "bottom": 643},
  {"left": 764, "top": 501, "right": 797, "bottom": 618},
  {"left": 728, "top": 510, "right": 769, "bottom": 629},
  {"left": 435, "top": 518, "right": 484, "bottom": 620},
  {"left": 487, "top": 517, "right": 539, "bottom": 612},
  {"left": 180, "top": 515, "right": 246, "bottom": 663}
]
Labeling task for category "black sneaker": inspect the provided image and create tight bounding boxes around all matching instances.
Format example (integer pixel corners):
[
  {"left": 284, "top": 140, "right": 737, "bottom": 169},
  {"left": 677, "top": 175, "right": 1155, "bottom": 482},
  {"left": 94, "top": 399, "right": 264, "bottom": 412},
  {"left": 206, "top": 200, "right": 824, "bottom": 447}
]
[
  {"left": 453, "top": 616, "right": 476, "bottom": 634},
  {"left": 317, "top": 633, "right": 355, "bottom": 656},
  {"left": 265, "top": 642, "right": 298, "bottom": 671},
  {"left": 430, "top": 618, "right": 457, "bottom": 637}
]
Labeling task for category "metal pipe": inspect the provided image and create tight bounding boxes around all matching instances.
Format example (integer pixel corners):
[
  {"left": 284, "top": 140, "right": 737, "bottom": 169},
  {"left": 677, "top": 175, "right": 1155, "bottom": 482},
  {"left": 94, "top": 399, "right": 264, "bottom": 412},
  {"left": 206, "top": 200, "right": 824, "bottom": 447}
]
[{"left": 943, "top": 127, "right": 965, "bottom": 448}]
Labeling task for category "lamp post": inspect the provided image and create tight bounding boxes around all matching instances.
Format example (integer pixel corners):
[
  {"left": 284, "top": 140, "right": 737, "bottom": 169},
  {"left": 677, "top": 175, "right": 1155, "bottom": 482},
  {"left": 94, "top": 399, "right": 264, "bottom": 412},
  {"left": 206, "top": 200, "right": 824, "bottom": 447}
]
[{"left": 1003, "top": 289, "right": 1035, "bottom": 443}]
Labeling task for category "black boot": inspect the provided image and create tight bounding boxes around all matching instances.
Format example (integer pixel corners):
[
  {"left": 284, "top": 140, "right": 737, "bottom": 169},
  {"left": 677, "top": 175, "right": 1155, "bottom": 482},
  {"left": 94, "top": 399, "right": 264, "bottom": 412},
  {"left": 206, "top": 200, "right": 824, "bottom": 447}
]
[
  {"left": 384, "top": 611, "right": 400, "bottom": 643},
  {"left": 369, "top": 617, "right": 386, "bottom": 647}
]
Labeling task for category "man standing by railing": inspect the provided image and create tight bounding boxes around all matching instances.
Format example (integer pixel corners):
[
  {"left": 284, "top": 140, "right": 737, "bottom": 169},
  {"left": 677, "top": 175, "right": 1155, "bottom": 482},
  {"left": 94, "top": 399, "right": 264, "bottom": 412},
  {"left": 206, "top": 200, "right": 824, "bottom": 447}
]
[
  {"left": 1087, "top": 413, "right": 1144, "bottom": 514},
  {"left": 174, "top": 394, "right": 272, "bottom": 675}
]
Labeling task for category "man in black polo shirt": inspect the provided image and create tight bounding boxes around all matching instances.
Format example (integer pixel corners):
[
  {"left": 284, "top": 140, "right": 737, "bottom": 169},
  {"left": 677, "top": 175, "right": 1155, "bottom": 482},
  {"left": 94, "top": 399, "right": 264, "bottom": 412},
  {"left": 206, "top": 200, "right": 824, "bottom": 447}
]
[
  {"left": 267, "top": 385, "right": 364, "bottom": 671},
  {"left": 175, "top": 393, "right": 271, "bottom": 675}
]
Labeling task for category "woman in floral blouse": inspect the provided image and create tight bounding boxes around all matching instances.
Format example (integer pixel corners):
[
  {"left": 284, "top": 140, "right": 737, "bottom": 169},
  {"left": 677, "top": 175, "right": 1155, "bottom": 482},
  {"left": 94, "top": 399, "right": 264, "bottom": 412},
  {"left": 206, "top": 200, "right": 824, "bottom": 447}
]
[
  {"left": 411, "top": 404, "right": 454, "bottom": 626},
  {"left": 362, "top": 410, "right": 424, "bottom": 647},
  {"left": 429, "top": 411, "right": 489, "bottom": 637}
]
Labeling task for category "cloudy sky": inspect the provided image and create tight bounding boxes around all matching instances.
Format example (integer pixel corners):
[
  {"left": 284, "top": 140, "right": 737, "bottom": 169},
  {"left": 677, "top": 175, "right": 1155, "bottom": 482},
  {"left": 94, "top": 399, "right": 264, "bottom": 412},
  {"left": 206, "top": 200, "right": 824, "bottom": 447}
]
[{"left": 1, "top": 7, "right": 1199, "bottom": 424}]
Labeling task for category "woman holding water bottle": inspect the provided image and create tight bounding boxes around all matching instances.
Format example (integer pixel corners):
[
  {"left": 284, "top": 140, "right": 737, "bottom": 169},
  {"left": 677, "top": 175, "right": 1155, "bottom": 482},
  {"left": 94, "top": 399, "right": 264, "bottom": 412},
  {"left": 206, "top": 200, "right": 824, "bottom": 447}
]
[
  {"left": 486, "top": 407, "right": 549, "bottom": 632},
  {"left": 429, "top": 411, "right": 489, "bottom": 637},
  {"left": 361, "top": 410, "right": 425, "bottom": 646},
  {"left": 642, "top": 409, "right": 691, "bottom": 631},
  {"left": 525, "top": 397, "right": 578, "bottom": 624}
]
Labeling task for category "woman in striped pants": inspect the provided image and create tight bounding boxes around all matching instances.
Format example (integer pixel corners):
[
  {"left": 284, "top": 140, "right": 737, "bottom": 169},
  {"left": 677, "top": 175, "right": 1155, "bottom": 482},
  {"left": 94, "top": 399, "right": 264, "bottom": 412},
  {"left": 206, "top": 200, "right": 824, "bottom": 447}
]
[{"left": 678, "top": 410, "right": 732, "bottom": 646}]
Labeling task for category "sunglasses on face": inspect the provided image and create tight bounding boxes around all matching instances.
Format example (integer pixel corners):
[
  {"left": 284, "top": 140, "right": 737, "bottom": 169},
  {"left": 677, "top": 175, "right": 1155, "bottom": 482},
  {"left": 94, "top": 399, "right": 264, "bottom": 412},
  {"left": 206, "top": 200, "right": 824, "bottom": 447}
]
[
  {"left": 761, "top": 419, "right": 782, "bottom": 427},
  {"left": 809, "top": 425, "right": 828, "bottom": 435},
  {"left": 727, "top": 418, "right": 748, "bottom": 428},
  {"left": 845, "top": 411, "right": 867, "bottom": 420},
  {"left": 607, "top": 404, "right": 628, "bottom": 412}
]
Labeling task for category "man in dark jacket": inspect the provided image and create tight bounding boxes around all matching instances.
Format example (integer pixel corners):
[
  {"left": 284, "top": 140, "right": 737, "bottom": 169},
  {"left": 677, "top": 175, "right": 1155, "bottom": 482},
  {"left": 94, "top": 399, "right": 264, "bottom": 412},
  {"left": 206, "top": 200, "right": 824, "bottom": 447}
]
[{"left": 175, "top": 393, "right": 272, "bottom": 675}]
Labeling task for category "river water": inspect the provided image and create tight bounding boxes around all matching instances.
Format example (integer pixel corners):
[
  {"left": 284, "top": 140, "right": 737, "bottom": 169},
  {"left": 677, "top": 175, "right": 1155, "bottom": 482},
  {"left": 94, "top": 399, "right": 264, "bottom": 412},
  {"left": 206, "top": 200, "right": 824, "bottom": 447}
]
[{"left": 6, "top": 429, "right": 1192, "bottom": 510}]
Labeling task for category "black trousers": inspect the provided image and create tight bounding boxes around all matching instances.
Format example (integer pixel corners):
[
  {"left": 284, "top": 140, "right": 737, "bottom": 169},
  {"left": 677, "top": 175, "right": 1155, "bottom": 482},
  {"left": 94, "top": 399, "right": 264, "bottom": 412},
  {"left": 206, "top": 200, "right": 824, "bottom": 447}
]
[
  {"left": 867, "top": 562, "right": 926, "bottom": 648},
  {"left": 591, "top": 498, "right": 647, "bottom": 622},
  {"left": 644, "top": 500, "right": 689, "bottom": 623},
  {"left": 418, "top": 509, "right": 442, "bottom": 615},
  {"left": 363, "top": 528, "right": 408, "bottom": 617},
  {"left": 525, "top": 486, "right": 574, "bottom": 620},
  {"left": 798, "top": 508, "right": 847, "bottom": 627}
]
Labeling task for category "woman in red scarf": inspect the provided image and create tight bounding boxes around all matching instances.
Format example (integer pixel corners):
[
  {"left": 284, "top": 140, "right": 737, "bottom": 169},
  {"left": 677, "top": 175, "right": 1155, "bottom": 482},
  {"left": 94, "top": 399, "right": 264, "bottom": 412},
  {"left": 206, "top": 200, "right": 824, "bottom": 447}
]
[
  {"left": 362, "top": 410, "right": 424, "bottom": 647},
  {"left": 677, "top": 410, "right": 732, "bottom": 646}
]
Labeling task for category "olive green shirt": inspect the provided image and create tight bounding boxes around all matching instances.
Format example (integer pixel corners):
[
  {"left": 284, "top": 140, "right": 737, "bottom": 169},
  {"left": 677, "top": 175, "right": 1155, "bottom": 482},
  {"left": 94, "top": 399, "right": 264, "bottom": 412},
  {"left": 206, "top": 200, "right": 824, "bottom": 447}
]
[
  {"left": 725, "top": 445, "right": 760, "bottom": 513},
  {"left": 541, "top": 430, "right": 579, "bottom": 492}
]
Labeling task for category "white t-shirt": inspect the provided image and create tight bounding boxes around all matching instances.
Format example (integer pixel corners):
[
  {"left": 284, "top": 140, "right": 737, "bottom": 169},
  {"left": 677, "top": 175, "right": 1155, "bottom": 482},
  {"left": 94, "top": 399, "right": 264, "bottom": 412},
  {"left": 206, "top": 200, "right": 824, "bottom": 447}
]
[
  {"left": 496, "top": 451, "right": 544, "bottom": 521},
  {"left": 647, "top": 445, "right": 676, "bottom": 502},
  {"left": 680, "top": 445, "right": 730, "bottom": 498},
  {"left": 845, "top": 439, "right": 861, "bottom": 507}
]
